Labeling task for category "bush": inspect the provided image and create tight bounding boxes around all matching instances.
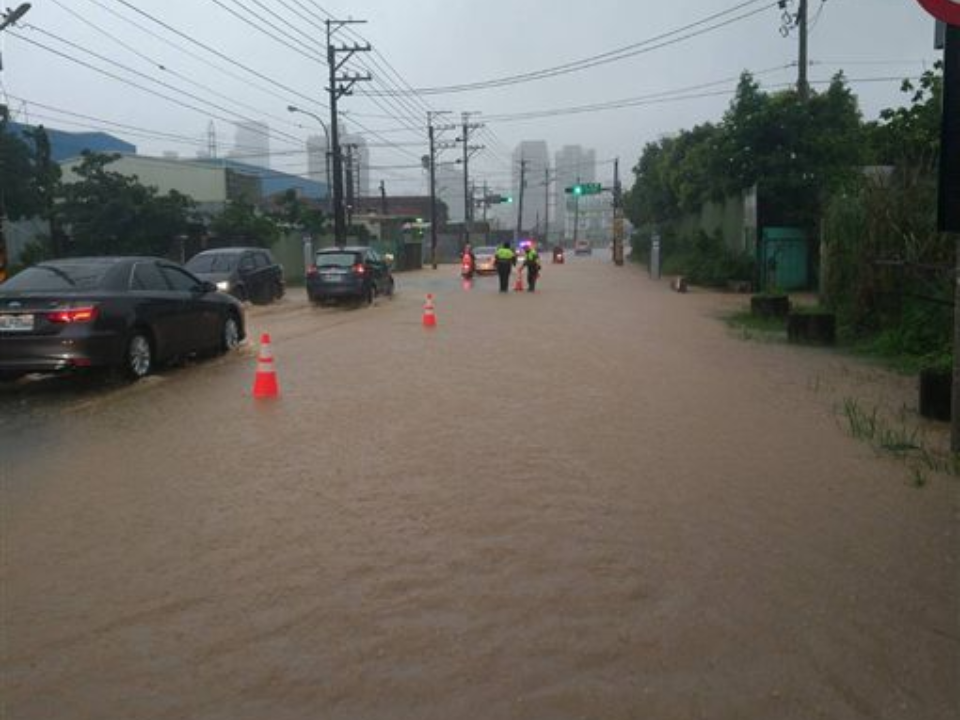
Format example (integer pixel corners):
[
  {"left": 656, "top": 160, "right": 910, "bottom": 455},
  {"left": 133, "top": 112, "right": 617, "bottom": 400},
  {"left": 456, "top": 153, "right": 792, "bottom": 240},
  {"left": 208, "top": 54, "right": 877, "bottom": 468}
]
[
  {"left": 661, "top": 230, "right": 754, "bottom": 287},
  {"left": 822, "top": 168, "right": 952, "bottom": 370}
]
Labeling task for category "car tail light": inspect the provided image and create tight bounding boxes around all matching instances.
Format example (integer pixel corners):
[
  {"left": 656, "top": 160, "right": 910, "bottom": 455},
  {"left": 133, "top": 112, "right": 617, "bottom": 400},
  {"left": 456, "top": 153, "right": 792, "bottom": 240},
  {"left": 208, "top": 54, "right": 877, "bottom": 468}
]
[
  {"left": 46, "top": 306, "right": 99, "bottom": 323},
  {"left": 352, "top": 263, "right": 366, "bottom": 275},
  {"left": 307, "top": 265, "right": 318, "bottom": 276}
]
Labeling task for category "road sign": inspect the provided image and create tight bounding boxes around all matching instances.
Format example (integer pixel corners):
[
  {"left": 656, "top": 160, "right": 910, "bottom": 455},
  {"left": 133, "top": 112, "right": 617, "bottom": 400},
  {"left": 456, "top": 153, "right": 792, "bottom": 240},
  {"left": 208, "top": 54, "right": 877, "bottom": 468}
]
[
  {"left": 916, "top": 0, "right": 960, "bottom": 26},
  {"left": 564, "top": 183, "right": 603, "bottom": 196}
]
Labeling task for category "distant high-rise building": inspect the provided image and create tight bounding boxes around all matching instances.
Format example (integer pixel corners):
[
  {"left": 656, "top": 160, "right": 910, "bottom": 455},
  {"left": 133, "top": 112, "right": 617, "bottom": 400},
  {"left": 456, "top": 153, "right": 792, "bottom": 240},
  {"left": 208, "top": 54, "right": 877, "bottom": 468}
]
[
  {"left": 231, "top": 120, "right": 270, "bottom": 169},
  {"left": 512, "top": 140, "right": 549, "bottom": 235},
  {"left": 554, "top": 145, "right": 596, "bottom": 242}
]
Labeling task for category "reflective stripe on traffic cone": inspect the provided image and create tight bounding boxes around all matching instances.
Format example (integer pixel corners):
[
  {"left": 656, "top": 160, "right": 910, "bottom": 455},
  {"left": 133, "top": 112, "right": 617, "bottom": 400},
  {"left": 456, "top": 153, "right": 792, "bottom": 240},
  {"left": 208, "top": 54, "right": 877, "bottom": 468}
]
[
  {"left": 252, "top": 332, "right": 280, "bottom": 398},
  {"left": 422, "top": 294, "right": 437, "bottom": 328}
]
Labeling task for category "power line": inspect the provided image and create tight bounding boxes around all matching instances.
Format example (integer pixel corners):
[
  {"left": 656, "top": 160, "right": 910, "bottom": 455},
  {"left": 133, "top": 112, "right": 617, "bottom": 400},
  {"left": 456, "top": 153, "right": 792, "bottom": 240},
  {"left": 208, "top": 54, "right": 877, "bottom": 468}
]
[
  {"left": 205, "top": 0, "right": 324, "bottom": 64},
  {"left": 39, "top": 5, "right": 310, "bottom": 134},
  {"left": 361, "top": 0, "right": 778, "bottom": 96},
  {"left": 111, "top": 0, "right": 325, "bottom": 111},
  {"left": 7, "top": 31, "right": 307, "bottom": 152},
  {"left": 11, "top": 27, "right": 304, "bottom": 149},
  {"left": 72, "top": 0, "right": 327, "bottom": 115}
]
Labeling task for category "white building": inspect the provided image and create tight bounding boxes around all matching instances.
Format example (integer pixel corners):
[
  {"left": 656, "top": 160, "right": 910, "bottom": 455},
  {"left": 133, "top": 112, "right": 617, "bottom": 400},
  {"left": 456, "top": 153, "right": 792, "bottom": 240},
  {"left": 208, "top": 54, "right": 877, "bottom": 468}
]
[
  {"left": 59, "top": 154, "right": 260, "bottom": 212},
  {"left": 554, "top": 145, "right": 596, "bottom": 242}
]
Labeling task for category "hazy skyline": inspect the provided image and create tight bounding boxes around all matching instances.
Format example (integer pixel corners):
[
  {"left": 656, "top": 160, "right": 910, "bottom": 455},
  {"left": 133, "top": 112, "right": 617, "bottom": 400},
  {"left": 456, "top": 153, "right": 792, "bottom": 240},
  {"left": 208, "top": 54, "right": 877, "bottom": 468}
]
[{"left": 1, "top": 0, "right": 944, "bottom": 197}]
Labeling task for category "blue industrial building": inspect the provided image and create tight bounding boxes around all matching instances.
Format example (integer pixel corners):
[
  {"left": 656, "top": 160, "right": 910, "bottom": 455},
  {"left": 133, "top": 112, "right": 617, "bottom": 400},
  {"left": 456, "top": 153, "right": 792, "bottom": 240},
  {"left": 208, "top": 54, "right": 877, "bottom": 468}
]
[{"left": 5, "top": 121, "right": 136, "bottom": 161}]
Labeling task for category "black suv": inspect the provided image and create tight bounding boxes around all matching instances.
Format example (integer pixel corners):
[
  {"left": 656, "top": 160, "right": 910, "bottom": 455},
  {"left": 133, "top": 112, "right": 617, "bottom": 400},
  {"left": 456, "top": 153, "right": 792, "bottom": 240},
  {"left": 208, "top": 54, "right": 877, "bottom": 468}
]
[
  {"left": 186, "top": 247, "right": 284, "bottom": 305},
  {"left": 306, "top": 246, "right": 395, "bottom": 306}
]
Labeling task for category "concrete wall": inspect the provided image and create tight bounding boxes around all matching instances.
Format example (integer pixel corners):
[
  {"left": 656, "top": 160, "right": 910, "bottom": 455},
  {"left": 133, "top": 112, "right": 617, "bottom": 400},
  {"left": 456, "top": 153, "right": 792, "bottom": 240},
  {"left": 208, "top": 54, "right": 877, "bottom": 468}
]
[
  {"left": 60, "top": 155, "right": 229, "bottom": 204},
  {"left": 675, "top": 194, "right": 750, "bottom": 255}
]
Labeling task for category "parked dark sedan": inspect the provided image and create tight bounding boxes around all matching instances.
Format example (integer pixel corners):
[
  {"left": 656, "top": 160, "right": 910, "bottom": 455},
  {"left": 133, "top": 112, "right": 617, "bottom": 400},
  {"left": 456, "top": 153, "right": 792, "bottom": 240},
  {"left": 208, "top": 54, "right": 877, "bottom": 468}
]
[
  {"left": 306, "top": 246, "right": 395, "bottom": 306},
  {"left": 0, "top": 257, "right": 245, "bottom": 381},
  {"left": 186, "top": 247, "right": 284, "bottom": 304}
]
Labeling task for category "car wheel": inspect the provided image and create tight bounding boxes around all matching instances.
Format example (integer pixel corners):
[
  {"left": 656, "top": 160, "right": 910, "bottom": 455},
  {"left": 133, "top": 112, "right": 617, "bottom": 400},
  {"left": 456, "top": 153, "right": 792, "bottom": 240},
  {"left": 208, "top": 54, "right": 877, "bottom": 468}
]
[
  {"left": 234, "top": 284, "right": 248, "bottom": 303},
  {"left": 220, "top": 313, "right": 241, "bottom": 353},
  {"left": 274, "top": 280, "right": 285, "bottom": 300},
  {"left": 365, "top": 284, "right": 374, "bottom": 305},
  {"left": 124, "top": 331, "right": 153, "bottom": 380}
]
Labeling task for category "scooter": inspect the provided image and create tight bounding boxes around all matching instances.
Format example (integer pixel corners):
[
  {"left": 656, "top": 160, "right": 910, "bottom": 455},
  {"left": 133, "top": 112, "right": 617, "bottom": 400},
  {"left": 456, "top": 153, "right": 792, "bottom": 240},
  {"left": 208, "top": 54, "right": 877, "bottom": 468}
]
[{"left": 461, "top": 253, "right": 476, "bottom": 279}]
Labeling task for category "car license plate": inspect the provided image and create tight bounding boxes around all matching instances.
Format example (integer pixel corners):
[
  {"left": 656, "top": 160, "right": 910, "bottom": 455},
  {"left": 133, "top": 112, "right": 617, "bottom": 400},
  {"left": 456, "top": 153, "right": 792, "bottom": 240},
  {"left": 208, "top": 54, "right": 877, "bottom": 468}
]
[
  {"left": 321, "top": 273, "right": 342, "bottom": 282},
  {"left": 0, "top": 313, "right": 34, "bottom": 331}
]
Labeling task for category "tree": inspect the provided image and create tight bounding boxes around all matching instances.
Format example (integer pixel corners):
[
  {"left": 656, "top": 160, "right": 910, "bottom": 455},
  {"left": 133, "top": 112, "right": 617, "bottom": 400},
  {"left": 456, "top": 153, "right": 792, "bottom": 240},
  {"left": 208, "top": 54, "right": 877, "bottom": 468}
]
[
  {"left": 56, "top": 152, "right": 194, "bottom": 256},
  {"left": 209, "top": 198, "right": 280, "bottom": 246},
  {"left": 0, "top": 121, "right": 60, "bottom": 221},
  {"left": 865, "top": 62, "right": 943, "bottom": 172},
  {"left": 272, "top": 189, "right": 327, "bottom": 236}
]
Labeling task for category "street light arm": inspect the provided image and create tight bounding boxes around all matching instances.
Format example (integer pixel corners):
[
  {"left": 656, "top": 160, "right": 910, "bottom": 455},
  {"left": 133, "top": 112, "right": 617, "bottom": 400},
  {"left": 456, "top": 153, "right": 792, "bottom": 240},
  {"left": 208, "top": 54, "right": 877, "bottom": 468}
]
[
  {"left": 0, "top": 3, "right": 31, "bottom": 32},
  {"left": 287, "top": 105, "right": 329, "bottom": 140}
]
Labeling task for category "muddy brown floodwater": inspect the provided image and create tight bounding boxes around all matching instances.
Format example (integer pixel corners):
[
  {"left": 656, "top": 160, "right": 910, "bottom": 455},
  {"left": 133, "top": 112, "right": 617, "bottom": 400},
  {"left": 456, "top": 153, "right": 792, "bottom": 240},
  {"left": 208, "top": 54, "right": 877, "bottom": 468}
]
[{"left": 2, "top": 255, "right": 958, "bottom": 720}]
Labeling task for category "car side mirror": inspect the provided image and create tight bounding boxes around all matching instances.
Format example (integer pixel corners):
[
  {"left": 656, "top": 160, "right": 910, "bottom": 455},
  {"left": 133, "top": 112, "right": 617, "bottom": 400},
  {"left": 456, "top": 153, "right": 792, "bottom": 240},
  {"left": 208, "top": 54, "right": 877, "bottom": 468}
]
[{"left": 201, "top": 281, "right": 218, "bottom": 294}]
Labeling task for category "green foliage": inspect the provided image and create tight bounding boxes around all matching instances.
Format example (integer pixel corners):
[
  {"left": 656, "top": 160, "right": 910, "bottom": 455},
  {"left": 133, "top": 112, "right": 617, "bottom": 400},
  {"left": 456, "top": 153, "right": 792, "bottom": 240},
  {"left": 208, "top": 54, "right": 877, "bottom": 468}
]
[
  {"left": 659, "top": 230, "right": 754, "bottom": 287},
  {"left": 624, "top": 72, "right": 865, "bottom": 233},
  {"left": 210, "top": 199, "right": 280, "bottom": 246},
  {"left": 0, "top": 121, "right": 61, "bottom": 221},
  {"left": 272, "top": 189, "right": 328, "bottom": 236},
  {"left": 864, "top": 63, "right": 942, "bottom": 170},
  {"left": 725, "top": 310, "right": 786, "bottom": 337},
  {"left": 820, "top": 64, "right": 949, "bottom": 373},
  {"left": 56, "top": 152, "right": 194, "bottom": 257}
]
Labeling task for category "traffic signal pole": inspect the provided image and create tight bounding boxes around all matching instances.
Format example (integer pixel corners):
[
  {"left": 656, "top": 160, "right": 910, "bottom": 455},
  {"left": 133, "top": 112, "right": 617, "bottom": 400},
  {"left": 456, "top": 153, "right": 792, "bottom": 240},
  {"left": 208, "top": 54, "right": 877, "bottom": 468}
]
[{"left": 572, "top": 176, "right": 581, "bottom": 245}]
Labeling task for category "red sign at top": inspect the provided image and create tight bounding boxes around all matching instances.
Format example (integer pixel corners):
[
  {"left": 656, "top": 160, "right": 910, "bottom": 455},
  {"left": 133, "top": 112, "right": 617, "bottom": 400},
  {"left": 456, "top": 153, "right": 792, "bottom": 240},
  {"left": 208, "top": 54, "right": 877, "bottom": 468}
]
[{"left": 917, "top": 0, "right": 960, "bottom": 26}]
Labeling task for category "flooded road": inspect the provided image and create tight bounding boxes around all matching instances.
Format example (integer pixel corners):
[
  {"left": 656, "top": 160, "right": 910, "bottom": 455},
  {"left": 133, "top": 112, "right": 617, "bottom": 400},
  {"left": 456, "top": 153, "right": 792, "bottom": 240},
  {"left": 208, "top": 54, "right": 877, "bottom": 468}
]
[{"left": 2, "top": 256, "right": 957, "bottom": 719}]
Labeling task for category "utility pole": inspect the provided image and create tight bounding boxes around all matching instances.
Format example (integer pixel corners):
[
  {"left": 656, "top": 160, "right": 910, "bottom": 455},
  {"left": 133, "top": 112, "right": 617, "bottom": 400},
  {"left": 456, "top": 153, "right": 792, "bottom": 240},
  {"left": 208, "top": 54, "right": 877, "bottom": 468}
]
[
  {"left": 543, "top": 167, "right": 550, "bottom": 247},
  {"left": 427, "top": 111, "right": 456, "bottom": 269},
  {"left": 516, "top": 159, "right": 528, "bottom": 241},
  {"left": 460, "top": 112, "right": 484, "bottom": 246},
  {"left": 482, "top": 180, "right": 489, "bottom": 225},
  {"left": 797, "top": 0, "right": 809, "bottom": 101},
  {"left": 379, "top": 180, "right": 387, "bottom": 216},
  {"left": 780, "top": 0, "right": 809, "bottom": 100},
  {"left": 613, "top": 158, "right": 625, "bottom": 266},
  {"left": 344, "top": 143, "right": 355, "bottom": 227},
  {"left": 326, "top": 18, "right": 370, "bottom": 247}
]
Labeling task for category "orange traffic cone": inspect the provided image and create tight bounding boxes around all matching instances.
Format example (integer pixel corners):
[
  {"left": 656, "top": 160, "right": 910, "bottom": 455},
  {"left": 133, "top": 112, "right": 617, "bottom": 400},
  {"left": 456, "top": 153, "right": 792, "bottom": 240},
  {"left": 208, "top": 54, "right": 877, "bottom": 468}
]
[
  {"left": 422, "top": 294, "right": 437, "bottom": 328},
  {"left": 514, "top": 273, "right": 524, "bottom": 292},
  {"left": 252, "top": 333, "right": 280, "bottom": 398}
]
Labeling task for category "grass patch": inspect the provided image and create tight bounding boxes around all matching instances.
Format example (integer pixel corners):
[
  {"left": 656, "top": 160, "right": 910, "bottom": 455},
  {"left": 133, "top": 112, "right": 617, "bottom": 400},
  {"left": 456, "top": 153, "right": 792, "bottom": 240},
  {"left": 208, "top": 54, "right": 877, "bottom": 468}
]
[
  {"left": 724, "top": 310, "right": 786, "bottom": 342},
  {"left": 838, "top": 396, "right": 958, "bottom": 486}
]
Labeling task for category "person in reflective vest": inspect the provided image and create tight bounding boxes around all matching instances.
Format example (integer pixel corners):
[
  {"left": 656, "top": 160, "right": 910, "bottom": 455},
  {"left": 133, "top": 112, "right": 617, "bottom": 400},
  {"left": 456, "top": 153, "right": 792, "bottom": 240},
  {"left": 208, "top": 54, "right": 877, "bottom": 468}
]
[
  {"left": 524, "top": 244, "right": 541, "bottom": 292},
  {"left": 494, "top": 242, "right": 516, "bottom": 293}
]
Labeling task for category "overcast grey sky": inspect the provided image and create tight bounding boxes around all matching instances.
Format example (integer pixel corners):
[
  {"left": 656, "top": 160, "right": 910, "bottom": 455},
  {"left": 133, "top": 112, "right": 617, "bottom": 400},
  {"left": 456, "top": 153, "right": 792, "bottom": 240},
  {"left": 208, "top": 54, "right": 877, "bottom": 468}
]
[{"left": 1, "top": 0, "right": 943, "bottom": 195}]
